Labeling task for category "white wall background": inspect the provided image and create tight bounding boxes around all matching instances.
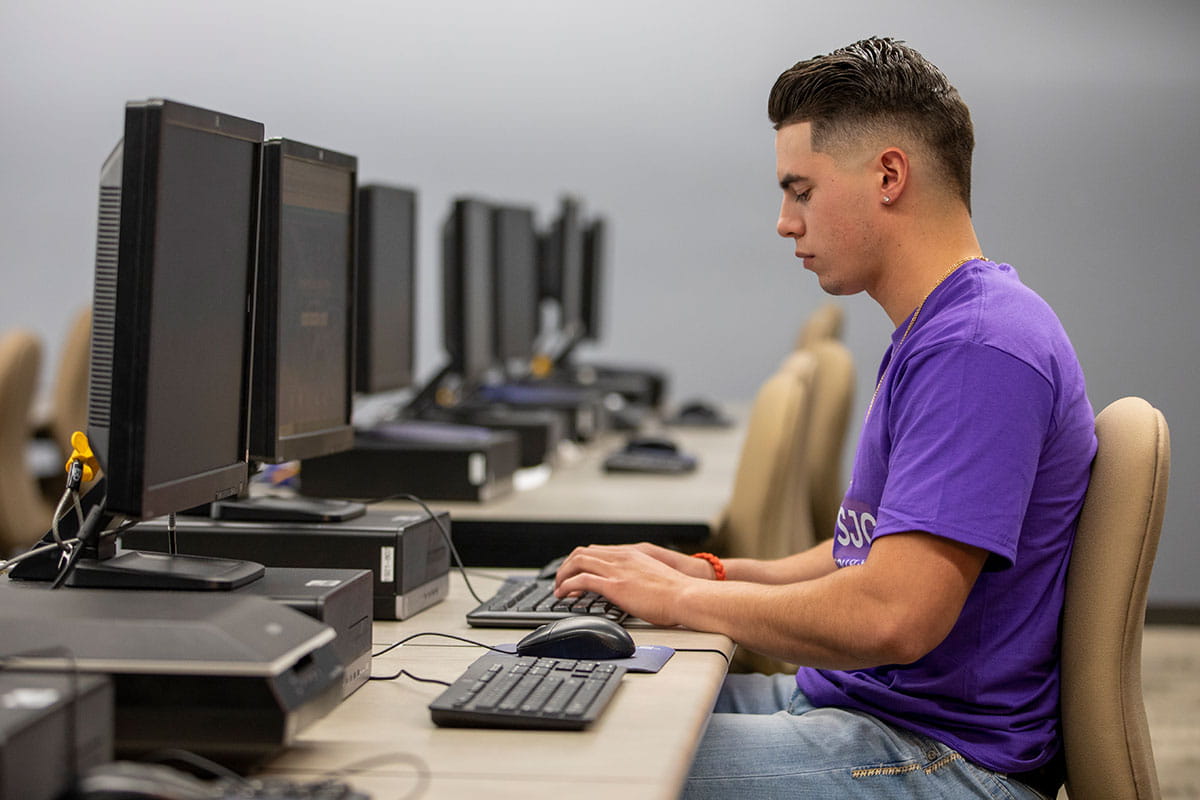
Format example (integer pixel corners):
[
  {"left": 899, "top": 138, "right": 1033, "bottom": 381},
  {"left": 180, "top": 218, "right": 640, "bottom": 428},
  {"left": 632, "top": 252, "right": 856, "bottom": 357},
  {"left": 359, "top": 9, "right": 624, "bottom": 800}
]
[{"left": 2, "top": 0, "right": 1197, "bottom": 604}]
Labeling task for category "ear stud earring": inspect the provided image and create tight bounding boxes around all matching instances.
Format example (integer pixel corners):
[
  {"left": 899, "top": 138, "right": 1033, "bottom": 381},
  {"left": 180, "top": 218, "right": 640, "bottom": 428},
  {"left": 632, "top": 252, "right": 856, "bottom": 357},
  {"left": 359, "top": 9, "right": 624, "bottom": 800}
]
[{"left": 883, "top": 196, "right": 891, "bottom": 204}]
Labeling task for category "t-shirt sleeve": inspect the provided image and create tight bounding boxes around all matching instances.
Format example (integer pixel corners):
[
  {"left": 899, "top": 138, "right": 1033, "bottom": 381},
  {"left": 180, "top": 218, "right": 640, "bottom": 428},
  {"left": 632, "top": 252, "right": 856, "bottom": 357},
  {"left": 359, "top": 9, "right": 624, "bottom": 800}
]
[{"left": 874, "top": 341, "right": 1053, "bottom": 568}]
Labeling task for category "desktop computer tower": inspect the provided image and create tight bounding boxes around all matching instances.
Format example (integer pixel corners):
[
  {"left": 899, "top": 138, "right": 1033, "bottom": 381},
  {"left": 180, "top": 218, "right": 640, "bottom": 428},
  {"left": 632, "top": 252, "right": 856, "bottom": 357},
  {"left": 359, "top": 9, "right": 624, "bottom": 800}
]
[
  {"left": 0, "top": 583, "right": 343, "bottom": 765},
  {"left": 119, "top": 508, "right": 452, "bottom": 621},
  {"left": 301, "top": 426, "right": 520, "bottom": 502},
  {"left": 236, "top": 567, "right": 373, "bottom": 698},
  {"left": 0, "top": 671, "right": 113, "bottom": 800},
  {"left": 473, "top": 383, "right": 610, "bottom": 443},
  {"left": 418, "top": 405, "right": 565, "bottom": 468},
  {"left": 553, "top": 361, "right": 669, "bottom": 412}
]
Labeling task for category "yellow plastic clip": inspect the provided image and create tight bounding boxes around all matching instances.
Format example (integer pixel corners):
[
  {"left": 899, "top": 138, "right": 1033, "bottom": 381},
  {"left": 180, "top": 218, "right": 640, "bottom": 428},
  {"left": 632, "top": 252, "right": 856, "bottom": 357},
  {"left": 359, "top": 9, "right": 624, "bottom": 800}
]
[
  {"left": 66, "top": 430, "right": 100, "bottom": 483},
  {"left": 530, "top": 353, "right": 553, "bottom": 379}
]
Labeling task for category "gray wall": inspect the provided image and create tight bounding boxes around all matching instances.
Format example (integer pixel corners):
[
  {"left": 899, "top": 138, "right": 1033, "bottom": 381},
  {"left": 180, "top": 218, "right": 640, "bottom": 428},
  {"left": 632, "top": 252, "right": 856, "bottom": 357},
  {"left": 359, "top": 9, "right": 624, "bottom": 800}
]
[{"left": 2, "top": 0, "right": 1197, "bottom": 604}]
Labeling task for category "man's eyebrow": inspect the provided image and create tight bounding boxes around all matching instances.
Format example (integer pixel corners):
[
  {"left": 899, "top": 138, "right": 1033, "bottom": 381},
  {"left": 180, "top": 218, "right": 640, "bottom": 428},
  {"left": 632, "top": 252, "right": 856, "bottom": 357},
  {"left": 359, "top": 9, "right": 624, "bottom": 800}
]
[{"left": 779, "top": 173, "right": 807, "bottom": 191}]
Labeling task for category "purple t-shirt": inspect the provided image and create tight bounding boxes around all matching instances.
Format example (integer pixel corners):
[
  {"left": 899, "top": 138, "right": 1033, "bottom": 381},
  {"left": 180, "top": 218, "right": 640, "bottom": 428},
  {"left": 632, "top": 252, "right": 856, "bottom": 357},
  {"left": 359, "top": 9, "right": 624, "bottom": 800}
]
[{"left": 795, "top": 259, "right": 1096, "bottom": 773}]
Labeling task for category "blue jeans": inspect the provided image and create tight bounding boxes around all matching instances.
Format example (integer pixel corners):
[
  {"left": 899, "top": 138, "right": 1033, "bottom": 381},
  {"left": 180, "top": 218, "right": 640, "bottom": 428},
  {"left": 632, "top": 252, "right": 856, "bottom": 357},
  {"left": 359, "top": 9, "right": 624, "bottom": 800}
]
[{"left": 682, "top": 673, "right": 1050, "bottom": 800}]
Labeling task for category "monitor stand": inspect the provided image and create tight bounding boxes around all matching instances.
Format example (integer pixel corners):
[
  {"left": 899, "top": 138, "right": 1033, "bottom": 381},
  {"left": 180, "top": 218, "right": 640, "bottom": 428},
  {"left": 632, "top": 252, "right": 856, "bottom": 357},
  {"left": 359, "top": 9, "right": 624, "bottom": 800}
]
[
  {"left": 209, "top": 494, "right": 366, "bottom": 524},
  {"left": 58, "top": 547, "right": 265, "bottom": 590},
  {"left": 6, "top": 480, "right": 265, "bottom": 590}
]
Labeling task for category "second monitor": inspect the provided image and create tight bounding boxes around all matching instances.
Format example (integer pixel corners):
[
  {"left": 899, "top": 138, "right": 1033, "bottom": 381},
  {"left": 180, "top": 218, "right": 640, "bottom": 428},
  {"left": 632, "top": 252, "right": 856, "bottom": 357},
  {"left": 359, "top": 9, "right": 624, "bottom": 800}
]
[{"left": 213, "top": 138, "right": 363, "bottom": 523}]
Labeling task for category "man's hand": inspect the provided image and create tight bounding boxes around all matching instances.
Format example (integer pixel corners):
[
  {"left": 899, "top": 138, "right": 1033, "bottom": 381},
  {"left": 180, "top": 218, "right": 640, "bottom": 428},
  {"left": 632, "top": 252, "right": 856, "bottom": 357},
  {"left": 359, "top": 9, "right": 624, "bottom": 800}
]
[{"left": 553, "top": 543, "right": 711, "bottom": 626}]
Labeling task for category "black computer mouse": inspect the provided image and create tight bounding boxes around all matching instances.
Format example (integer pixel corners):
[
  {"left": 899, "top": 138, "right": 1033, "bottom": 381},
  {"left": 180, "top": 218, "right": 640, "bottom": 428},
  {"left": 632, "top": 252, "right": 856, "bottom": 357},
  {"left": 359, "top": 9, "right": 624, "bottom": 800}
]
[
  {"left": 624, "top": 435, "right": 679, "bottom": 454},
  {"left": 679, "top": 400, "right": 720, "bottom": 419},
  {"left": 673, "top": 399, "right": 731, "bottom": 426},
  {"left": 515, "top": 616, "right": 636, "bottom": 660}
]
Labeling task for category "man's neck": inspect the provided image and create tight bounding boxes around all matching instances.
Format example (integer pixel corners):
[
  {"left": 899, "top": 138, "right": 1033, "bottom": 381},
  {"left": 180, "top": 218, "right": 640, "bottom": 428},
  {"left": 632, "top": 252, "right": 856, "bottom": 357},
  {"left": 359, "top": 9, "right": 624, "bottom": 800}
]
[{"left": 869, "top": 207, "right": 983, "bottom": 328}]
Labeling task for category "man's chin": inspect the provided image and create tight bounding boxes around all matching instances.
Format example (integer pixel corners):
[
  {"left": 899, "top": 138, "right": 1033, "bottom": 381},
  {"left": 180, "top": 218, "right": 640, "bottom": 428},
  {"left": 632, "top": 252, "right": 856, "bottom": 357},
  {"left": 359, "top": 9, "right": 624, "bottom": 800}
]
[{"left": 816, "top": 275, "right": 849, "bottom": 296}]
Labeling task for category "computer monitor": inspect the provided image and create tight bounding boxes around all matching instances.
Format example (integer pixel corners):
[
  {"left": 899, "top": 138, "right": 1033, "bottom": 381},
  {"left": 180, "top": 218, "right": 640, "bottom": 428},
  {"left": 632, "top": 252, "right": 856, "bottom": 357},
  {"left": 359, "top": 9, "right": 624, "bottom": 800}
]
[
  {"left": 209, "top": 139, "right": 365, "bottom": 525},
  {"left": 10, "top": 98, "right": 266, "bottom": 589},
  {"left": 579, "top": 216, "right": 607, "bottom": 344},
  {"left": 491, "top": 204, "right": 540, "bottom": 371},
  {"left": 247, "top": 139, "right": 356, "bottom": 463},
  {"left": 540, "top": 196, "right": 586, "bottom": 345},
  {"left": 441, "top": 197, "right": 496, "bottom": 387},
  {"left": 355, "top": 184, "right": 417, "bottom": 395}
]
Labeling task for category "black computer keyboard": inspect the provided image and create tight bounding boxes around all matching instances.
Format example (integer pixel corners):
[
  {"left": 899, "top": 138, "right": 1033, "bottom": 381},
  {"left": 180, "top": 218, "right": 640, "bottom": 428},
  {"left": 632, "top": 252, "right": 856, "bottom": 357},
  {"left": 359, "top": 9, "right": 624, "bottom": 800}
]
[
  {"left": 466, "top": 576, "right": 628, "bottom": 627},
  {"left": 429, "top": 653, "right": 626, "bottom": 730},
  {"left": 602, "top": 448, "right": 697, "bottom": 474}
]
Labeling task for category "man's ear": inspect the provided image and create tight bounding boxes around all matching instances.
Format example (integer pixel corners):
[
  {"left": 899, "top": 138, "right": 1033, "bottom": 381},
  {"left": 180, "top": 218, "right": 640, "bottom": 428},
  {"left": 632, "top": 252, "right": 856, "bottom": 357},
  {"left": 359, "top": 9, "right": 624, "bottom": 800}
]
[{"left": 878, "top": 147, "right": 910, "bottom": 205}]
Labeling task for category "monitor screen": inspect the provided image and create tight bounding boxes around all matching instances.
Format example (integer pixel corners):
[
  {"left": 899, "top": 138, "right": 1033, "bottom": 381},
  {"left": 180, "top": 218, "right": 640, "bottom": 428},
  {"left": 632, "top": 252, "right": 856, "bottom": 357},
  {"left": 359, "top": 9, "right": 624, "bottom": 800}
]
[
  {"left": 355, "top": 184, "right": 417, "bottom": 394},
  {"left": 441, "top": 198, "right": 495, "bottom": 385},
  {"left": 491, "top": 204, "right": 539, "bottom": 366},
  {"left": 541, "top": 196, "right": 585, "bottom": 341},
  {"left": 89, "top": 99, "right": 260, "bottom": 520},
  {"left": 580, "top": 216, "right": 607, "bottom": 344},
  {"left": 248, "top": 139, "right": 356, "bottom": 464}
]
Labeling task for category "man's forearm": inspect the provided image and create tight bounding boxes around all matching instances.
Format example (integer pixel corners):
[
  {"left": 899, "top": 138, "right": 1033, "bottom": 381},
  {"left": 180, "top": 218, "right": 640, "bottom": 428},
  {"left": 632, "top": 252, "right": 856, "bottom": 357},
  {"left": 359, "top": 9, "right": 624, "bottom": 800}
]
[
  {"left": 677, "top": 534, "right": 986, "bottom": 670},
  {"left": 723, "top": 539, "right": 838, "bottom": 584}
]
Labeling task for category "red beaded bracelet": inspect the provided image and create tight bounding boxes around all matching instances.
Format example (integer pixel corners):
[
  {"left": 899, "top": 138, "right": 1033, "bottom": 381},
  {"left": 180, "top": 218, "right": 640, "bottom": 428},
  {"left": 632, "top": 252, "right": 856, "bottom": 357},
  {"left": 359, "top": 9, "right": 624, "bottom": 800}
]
[{"left": 690, "top": 552, "right": 726, "bottom": 581}]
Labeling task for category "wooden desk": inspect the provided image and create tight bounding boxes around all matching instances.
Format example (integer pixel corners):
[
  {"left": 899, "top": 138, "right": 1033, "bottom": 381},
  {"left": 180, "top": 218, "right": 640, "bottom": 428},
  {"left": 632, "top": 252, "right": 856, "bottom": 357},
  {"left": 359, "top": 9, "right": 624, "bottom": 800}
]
[
  {"left": 381, "top": 417, "right": 748, "bottom": 567},
  {"left": 258, "top": 572, "right": 734, "bottom": 799}
]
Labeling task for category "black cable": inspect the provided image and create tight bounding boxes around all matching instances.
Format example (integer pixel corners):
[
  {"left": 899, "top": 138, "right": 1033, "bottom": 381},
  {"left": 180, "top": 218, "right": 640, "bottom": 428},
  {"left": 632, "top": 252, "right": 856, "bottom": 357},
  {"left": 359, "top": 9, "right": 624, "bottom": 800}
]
[
  {"left": 371, "top": 631, "right": 512, "bottom": 659},
  {"left": 0, "top": 538, "right": 80, "bottom": 573},
  {"left": 369, "top": 669, "right": 453, "bottom": 686},
  {"left": 364, "top": 492, "right": 487, "bottom": 604},
  {"left": 51, "top": 499, "right": 107, "bottom": 589},
  {"left": 369, "top": 631, "right": 515, "bottom": 688},
  {"left": 48, "top": 510, "right": 136, "bottom": 590},
  {"left": 459, "top": 567, "right": 511, "bottom": 582}
]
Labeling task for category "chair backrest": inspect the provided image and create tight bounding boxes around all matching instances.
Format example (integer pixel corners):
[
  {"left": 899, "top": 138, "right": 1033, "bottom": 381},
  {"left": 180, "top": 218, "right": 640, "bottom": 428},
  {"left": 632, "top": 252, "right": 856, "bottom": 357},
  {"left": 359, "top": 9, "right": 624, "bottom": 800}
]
[
  {"left": 47, "top": 306, "right": 92, "bottom": 458},
  {"left": 804, "top": 339, "right": 854, "bottom": 541},
  {"left": 0, "top": 330, "right": 55, "bottom": 555},
  {"left": 715, "top": 351, "right": 817, "bottom": 560},
  {"left": 794, "top": 302, "right": 845, "bottom": 350},
  {"left": 1062, "top": 396, "right": 1169, "bottom": 800}
]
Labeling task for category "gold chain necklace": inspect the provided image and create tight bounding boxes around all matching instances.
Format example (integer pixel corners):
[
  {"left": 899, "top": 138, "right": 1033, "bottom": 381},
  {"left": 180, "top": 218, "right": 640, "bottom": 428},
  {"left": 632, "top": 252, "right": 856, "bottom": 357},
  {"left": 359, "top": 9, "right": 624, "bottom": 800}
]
[{"left": 864, "top": 256, "right": 983, "bottom": 423}]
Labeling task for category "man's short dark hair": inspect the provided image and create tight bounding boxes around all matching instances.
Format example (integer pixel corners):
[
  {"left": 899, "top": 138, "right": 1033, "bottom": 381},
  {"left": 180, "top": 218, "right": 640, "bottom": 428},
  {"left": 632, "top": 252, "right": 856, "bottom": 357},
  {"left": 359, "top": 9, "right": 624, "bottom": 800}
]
[{"left": 768, "top": 37, "right": 974, "bottom": 211}]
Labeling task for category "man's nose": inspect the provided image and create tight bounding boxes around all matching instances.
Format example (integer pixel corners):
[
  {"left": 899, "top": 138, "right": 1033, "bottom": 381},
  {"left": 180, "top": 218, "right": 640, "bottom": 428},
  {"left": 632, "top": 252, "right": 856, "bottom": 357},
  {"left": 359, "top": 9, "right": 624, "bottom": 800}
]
[{"left": 777, "top": 201, "right": 803, "bottom": 239}]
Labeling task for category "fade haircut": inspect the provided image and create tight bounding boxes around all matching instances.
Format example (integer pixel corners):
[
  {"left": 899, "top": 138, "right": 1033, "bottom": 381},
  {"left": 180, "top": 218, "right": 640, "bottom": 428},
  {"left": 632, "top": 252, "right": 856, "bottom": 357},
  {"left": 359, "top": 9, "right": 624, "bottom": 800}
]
[{"left": 768, "top": 37, "right": 974, "bottom": 211}]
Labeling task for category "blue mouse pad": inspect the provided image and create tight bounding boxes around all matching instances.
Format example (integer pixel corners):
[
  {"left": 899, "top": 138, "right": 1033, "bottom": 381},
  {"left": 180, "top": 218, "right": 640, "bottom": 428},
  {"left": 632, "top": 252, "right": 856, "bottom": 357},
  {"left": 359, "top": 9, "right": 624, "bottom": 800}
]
[{"left": 493, "top": 644, "right": 675, "bottom": 673}]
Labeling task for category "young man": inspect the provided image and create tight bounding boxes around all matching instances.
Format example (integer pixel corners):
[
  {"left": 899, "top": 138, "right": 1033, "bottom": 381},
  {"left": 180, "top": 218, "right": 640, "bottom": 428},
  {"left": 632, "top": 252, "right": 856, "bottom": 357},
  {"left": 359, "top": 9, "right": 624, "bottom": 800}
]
[{"left": 553, "top": 38, "right": 1096, "bottom": 799}]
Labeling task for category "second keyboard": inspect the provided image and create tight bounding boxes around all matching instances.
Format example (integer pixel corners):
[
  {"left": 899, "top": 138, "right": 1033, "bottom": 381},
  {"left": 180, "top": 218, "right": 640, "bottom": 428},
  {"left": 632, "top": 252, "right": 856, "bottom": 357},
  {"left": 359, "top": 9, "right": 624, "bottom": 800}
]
[{"left": 466, "top": 576, "right": 628, "bottom": 627}]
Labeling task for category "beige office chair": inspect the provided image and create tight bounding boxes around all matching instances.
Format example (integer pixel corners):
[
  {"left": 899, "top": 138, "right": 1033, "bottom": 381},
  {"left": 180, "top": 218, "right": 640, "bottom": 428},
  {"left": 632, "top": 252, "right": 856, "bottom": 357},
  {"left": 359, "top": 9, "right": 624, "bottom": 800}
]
[
  {"left": 0, "top": 330, "right": 56, "bottom": 555},
  {"left": 1061, "top": 396, "right": 1169, "bottom": 800},
  {"left": 803, "top": 339, "right": 854, "bottom": 541},
  {"left": 708, "top": 351, "right": 817, "bottom": 674},
  {"left": 33, "top": 306, "right": 93, "bottom": 502},
  {"left": 710, "top": 351, "right": 818, "bottom": 563},
  {"left": 794, "top": 302, "right": 845, "bottom": 350},
  {"left": 45, "top": 306, "right": 92, "bottom": 461}
]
